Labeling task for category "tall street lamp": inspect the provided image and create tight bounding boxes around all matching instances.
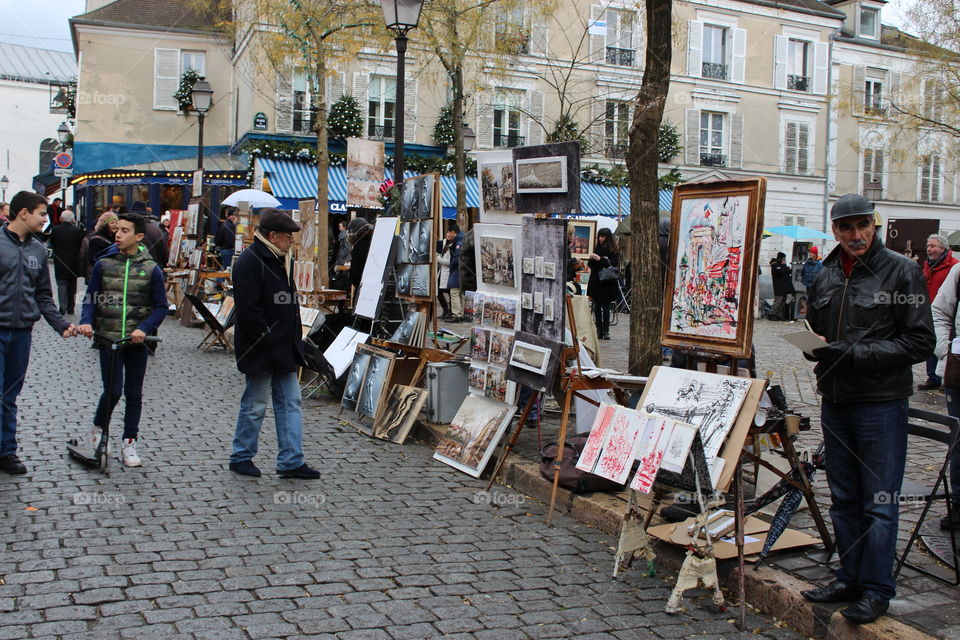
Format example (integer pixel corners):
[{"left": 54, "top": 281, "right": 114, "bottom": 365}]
[
  {"left": 191, "top": 77, "right": 214, "bottom": 170},
  {"left": 0, "top": 175, "right": 8, "bottom": 201},
  {"left": 381, "top": 0, "right": 424, "bottom": 191}
]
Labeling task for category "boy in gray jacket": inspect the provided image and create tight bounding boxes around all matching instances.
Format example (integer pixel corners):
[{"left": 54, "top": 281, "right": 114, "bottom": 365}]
[{"left": 0, "top": 191, "right": 75, "bottom": 474}]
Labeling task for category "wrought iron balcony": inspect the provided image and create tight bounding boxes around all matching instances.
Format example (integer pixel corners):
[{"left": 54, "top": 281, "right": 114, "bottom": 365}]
[
  {"left": 494, "top": 134, "right": 525, "bottom": 148},
  {"left": 605, "top": 47, "right": 635, "bottom": 66},
  {"left": 605, "top": 141, "right": 627, "bottom": 159},
  {"left": 864, "top": 100, "right": 887, "bottom": 116},
  {"left": 702, "top": 62, "right": 728, "bottom": 80},
  {"left": 787, "top": 75, "right": 809, "bottom": 92},
  {"left": 368, "top": 124, "right": 395, "bottom": 140},
  {"left": 700, "top": 152, "right": 726, "bottom": 167}
]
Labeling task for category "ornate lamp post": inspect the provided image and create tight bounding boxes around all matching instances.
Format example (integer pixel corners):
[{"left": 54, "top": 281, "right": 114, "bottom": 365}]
[
  {"left": 190, "top": 77, "right": 214, "bottom": 169},
  {"left": 380, "top": 0, "right": 424, "bottom": 190}
]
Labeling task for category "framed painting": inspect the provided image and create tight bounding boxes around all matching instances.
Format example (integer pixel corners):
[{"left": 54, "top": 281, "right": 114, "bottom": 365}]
[
  {"left": 433, "top": 395, "right": 516, "bottom": 478},
  {"left": 355, "top": 344, "right": 395, "bottom": 421},
  {"left": 661, "top": 178, "right": 766, "bottom": 358},
  {"left": 515, "top": 156, "right": 568, "bottom": 193},
  {"left": 346, "top": 137, "right": 385, "bottom": 182},
  {"left": 372, "top": 385, "right": 426, "bottom": 444},
  {"left": 569, "top": 220, "right": 596, "bottom": 259},
  {"left": 477, "top": 150, "right": 517, "bottom": 223}
]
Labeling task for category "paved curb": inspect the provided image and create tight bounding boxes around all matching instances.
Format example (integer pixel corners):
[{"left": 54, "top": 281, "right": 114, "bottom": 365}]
[{"left": 496, "top": 455, "right": 937, "bottom": 640}]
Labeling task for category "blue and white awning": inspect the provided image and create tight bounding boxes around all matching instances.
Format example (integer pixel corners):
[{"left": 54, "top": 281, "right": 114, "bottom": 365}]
[{"left": 257, "top": 157, "right": 674, "bottom": 218}]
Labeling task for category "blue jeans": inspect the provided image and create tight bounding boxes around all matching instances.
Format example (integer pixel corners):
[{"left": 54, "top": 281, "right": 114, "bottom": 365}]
[
  {"left": 926, "top": 355, "right": 942, "bottom": 385},
  {"left": 821, "top": 398, "right": 909, "bottom": 601},
  {"left": 220, "top": 249, "right": 234, "bottom": 270},
  {"left": 0, "top": 329, "right": 32, "bottom": 457},
  {"left": 94, "top": 344, "right": 149, "bottom": 440},
  {"left": 231, "top": 371, "right": 304, "bottom": 471},
  {"left": 940, "top": 388, "right": 960, "bottom": 507}
]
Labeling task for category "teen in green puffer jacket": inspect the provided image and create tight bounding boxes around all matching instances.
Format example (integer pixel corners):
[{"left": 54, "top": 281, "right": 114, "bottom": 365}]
[{"left": 78, "top": 214, "right": 168, "bottom": 467}]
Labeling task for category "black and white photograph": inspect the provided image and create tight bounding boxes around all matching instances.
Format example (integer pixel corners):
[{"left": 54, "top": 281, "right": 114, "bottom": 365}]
[
  {"left": 522, "top": 258, "right": 534, "bottom": 275},
  {"left": 521, "top": 292, "right": 532, "bottom": 310},
  {"left": 408, "top": 264, "right": 432, "bottom": 299},
  {"left": 515, "top": 156, "right": 568, "bottom": 193},
  {"left": 544, "top": 298, "right": 554, "bottom": 322},
  {"left": 397, "top": 221, "right": 417, "bottom": 263},
  {"left": 409, "top": 220, "right": 433, "bottom": 264},
  {"left": 533, "top": 291, "right": 544, "bottom": 314},
  {"left": 509, "top": 340, "right": 551, "bottom": 375},
  {"left": 542, "top": 261, "right": 556, "bottom": 280},
  {"left": 534, "top": 256, "right": 543, "bottom": 278},
  {"left": 340, "top": 351, "right": 371, "bottom": 413},
  {"left": 395, "top": 264, "right": 412, "bottom": 296},
  {"left": 356, "top": 346, "right": 394, "bottom": 420},
  {"left": 478, "top": 235, "right": 516, "bottom": 289},
  {"left": 389, "top": 310, "right": 424, "bottom": 346},
  {"left": 401, "top": 173, "right": 436, "bottom": 220}
]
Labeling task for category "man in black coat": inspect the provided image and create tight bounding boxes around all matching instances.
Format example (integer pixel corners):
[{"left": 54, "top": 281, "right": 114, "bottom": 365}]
[
  {"left": 347, "top": 218, "right": 373, "bottom": 307},
  {"left": 228, "top": 208, "right": 319, "bottom": 480},
  {"left": 770, "top": 251, "right": 795, "bottom": 320},
  {"left": 49, "top": 210, "right": 86, "bottom": 314}
]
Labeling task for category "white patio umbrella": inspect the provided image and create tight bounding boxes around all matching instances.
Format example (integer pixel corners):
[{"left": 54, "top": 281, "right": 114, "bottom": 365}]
[{"left": 220, "top": 189, "right": 282, "bottom": 209}]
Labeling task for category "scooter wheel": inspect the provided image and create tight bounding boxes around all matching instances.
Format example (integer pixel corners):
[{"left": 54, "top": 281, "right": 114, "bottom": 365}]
[{"left": 98, "top": 452, "right": 108, "bottom": 473}]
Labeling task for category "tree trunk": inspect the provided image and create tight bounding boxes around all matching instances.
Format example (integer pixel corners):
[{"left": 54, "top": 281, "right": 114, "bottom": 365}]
[
  {"left": 314, "top": 56, "right": 330, "bottom": 287},
  {"left": 627, "top": 0, "right": 672, "bottom": 376},
  {"left": 451, "top": 66, "right": 468, "bottom": 230}
]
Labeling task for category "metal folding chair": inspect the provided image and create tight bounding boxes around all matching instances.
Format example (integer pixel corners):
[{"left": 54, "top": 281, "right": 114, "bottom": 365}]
[{"left": 894, "top": 407, "right": 960, "bottom": 586}]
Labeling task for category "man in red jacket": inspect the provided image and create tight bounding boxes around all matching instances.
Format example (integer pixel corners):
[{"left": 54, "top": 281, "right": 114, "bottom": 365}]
[{"left": 920, "top": 233, "right": 958, "bottom": 390}]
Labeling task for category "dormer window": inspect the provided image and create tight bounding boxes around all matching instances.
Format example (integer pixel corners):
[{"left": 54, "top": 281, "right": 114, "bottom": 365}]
[{"left": 859, "top": 7, "right": 879, "bottom": 39}]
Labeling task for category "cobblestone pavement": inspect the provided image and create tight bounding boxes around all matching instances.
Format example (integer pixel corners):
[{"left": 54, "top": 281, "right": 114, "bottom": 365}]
[
  {"left": 501, "top": 312, "right": 959, "bottom": 639},
  {"left": 0, "top": 315, "right": 807, "bottom": 640}
]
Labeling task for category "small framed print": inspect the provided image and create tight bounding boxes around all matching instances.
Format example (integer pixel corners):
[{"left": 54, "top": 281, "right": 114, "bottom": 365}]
[
  {"left": 521, "top": 292, "right": 533, "bottom": 309},
  {"left": 509, "top": 340, "right": 552, "bottom": 375},
  {"left": 542, "top": 261, "right": 556, "bottom": 280},
  {"left": 544, "top": 298, "right": 554, "bottom": 321},
  {"left": 534, "top": 256, "right": 544, "bottom": 278},
  {"left": 533, "top": 291, "right": 544, "bottom": 314},
  {"left": 522, "top": 257, "right": 534, "bottom": 275}
]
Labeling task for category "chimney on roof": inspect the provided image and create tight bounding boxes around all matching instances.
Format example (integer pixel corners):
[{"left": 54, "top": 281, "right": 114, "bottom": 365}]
[{"left": 85, "top": 0, "right": 114, "bottom": 12}]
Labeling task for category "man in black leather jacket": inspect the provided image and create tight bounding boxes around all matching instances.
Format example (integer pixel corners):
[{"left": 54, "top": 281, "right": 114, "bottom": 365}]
[{"left": 801, "top": 194, "right": 935, "bottom": 624}]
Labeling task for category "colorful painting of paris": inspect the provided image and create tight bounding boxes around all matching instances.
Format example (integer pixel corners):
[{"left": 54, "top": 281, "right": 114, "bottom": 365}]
[{"left": 670, "top": 195, "right": 748, "bottom": 338}]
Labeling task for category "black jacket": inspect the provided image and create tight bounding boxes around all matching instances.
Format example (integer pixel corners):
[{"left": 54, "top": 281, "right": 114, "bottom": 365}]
[
  {"left": 142, "top": 219, "right": 169, "bottom": 266},
  {"left": 232, "top": 239, "right": 306, "bottom": 375},
  {"left": 349, "top": 231, "right": 372, "bottom": 290},
  {"left": 214, "top": 219, "right": 236, "bottom": 249},
  {"left": 49, "top": 222, "right": 86, "bottom": 280},
  {"left": 771, "top": 260, "right": 795, "bottom": 296},
  {"left": 587, "top": 245, "right": 620, "bottom": 305},
  {"left": 458, "top": 229, "right": 477, "bottom": 293},
  {"left": 807, "top": 238, "right": 935, "bottom": 403}
]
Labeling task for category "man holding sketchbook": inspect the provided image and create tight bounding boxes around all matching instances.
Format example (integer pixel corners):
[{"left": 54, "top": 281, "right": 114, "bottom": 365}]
[{"left": 800, "top": 194, "right": 934, "bottom": 624}]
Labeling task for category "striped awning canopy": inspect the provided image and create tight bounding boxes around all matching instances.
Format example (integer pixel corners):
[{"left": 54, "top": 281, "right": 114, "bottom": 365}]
[{"left": 258, "top": 157, "right": 674, "bottom": 218}]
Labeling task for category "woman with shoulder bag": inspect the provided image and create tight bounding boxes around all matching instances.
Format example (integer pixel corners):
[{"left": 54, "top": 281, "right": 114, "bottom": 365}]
[
  {"left": 930, "top": 261, "right": 960, "bottom": 531},
  {"left": 587, "top": 228, "right": 620, "bottom": 340}
]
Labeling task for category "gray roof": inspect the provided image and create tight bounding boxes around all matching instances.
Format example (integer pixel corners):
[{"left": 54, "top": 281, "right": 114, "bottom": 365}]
[
  {"left": 0, "top": 42, "right": 76, "bottom": 85},
  {"left": 116, "top": 153, "right": 248, "bottom": 173},
  {"left": 71, "top": 0, "right": 224, "bottom": 34}
]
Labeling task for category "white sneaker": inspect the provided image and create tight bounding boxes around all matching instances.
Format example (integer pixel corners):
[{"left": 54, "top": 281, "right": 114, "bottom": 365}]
[{"left": 120, "top": 438, "right": 141, "bottom": 467}]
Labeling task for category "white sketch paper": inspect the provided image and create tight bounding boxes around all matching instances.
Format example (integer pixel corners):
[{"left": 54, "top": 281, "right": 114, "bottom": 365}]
[
  {"left": 640, "top": 368, "right": 751, "bottom": 474},
  {"left": 660, "top": 422, "right": 698, "bottom": 474}
]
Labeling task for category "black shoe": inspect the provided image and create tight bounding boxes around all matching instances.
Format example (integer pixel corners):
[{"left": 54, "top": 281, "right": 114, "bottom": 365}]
[
  {"left": 0, "top": 454, "right": 26, "bottom": 475},
  {"left": 278, "top": 463, "right": 320, "bottom": 479},
  {"left": 940, "top": 507, "right": 960, "bottom": 531},
  {"left": 918, "top": 379, "right": 942, "bottom": 391},
  {"left": 801, "top": 580, "right": 862, "bottom": 603},
  {"left": 450, "top": 316, "right": 464, "bottom": 323},
  {"left": 229, "top": 460, "right": 261, "bottom": 477},
  {"left": 841, "top": 595, "right": 889, "bottom": 624}
]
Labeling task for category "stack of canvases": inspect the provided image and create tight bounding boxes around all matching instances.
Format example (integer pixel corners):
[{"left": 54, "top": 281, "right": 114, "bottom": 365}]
[
  {"left": 292, "top": 199, "right": 317, "bottom": 294},
  {"left": 329, "top": 173, "right": 440, "bottom": 445}
]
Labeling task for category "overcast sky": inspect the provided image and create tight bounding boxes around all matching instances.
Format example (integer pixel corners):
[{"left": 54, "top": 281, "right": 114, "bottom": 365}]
[
  {"left": 0, "top": 0, "right": 921, "bottom": 55},
  {"left": 0, "top": 0, "right": 86, "bottom": 52}
]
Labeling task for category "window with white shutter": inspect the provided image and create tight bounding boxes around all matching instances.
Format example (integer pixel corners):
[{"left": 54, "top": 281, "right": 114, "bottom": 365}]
[
  {"left": 862, "top": 149, "right": 884, "bottom": 193},
  {"left": 687, "top": 20, "right": 703, "bottom": 78},
  {"left": 495, "top": 5, "right": 530, "bottom": 55},
  {"left": 604, "top": 100, "right": 630, "bottom": 158},
  {"left": 367, "top": 75, "right": 397, "bottom": 140},
  {"left": 786, "top": 40, "right": 810, "bottom": 92},
  {"left": 493, "top": 90, "right": 524, "bottom": 148},
  {"left": 292, "top": 73, "right": 314, "bottom": 135},
  {"left": 699, "top": 111, "right": 725, "bottom": 166},
  {"left": 526, "top": 90, "right": 544, "bottom": 146},
  {"left": 181, "top": 51, "right": 206, "bottom": 76},
  {"left": 275, "top": 71, "right": 293, "bottom": 134},
  {"left": 154, "top": 48, "right": 180, "bottom": 111},
  {"left": 784, "top": 121, "right": 810, "bottom": 174},
  {"left": 920, "top": 155, "right": 942, "bottom": 202},
  {"left": 604, "top": 9, "right": 638, "bottom": 67}
]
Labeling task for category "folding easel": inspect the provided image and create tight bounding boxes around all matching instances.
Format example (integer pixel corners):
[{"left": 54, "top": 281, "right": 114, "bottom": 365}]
[{"left": 184, "top": 292, "right": 233, "bottom": 352}]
